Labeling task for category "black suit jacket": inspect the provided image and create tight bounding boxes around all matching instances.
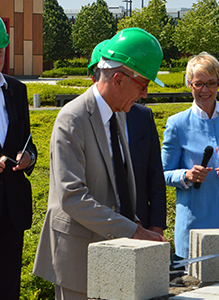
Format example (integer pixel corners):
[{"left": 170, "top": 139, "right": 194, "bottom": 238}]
[
  {"left": 0, "top": 74, "right": 37, "bottom": 231},
  {"left": 127, "top": 103, "right": 166, "bottom": 229}
]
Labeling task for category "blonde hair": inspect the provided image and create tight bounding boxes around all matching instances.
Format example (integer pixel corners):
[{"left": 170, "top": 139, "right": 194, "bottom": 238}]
[{"left": 186, "top": 52, "right": 219, "bottom": 81}]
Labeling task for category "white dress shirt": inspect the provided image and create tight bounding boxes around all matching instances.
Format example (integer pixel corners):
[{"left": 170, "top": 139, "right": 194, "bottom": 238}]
[{"left": 0, "top": 73, "right": 9, "bottom": 148}]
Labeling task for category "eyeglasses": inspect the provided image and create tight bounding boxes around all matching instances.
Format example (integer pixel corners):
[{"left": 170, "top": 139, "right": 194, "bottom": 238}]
[
  {"left": 113, "top": 71, "right": 148, "bottom": 91},
  {"left": 189, "top": 80, "right": 219, "bottom": 90}
]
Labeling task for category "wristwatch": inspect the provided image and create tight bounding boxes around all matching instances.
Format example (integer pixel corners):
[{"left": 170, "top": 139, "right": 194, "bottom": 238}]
[
  {"left": 183, "top": 171, "right": 187, "bottom": 182},
  {"left": 28, "top": 152, "right": 35, "bottom": 166}
]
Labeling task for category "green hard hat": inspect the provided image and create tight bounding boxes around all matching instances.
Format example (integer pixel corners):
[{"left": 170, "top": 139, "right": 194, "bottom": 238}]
[
  {"left": 88, "top": 39, "right": 110, "bottom": 74},
  {"left": 0, "top": 18, "right": 9, "bottom": 48},
  {"left": 99, "top": 28, "right": 164, "bottom": 87}
]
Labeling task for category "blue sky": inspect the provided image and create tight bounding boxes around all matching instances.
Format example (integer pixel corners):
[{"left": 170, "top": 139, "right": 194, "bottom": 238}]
[{"left": 57, "top": 0, "right": 198, "bottom": 10}]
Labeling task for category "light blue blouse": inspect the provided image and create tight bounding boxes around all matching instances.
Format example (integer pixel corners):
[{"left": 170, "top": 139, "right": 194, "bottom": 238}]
[{"left": 162, "top": 105, "right": 219, "bottom": 258}]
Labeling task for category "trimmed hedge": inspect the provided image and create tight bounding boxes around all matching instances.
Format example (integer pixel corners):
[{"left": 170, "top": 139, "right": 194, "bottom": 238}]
[
  {"left": 161, "top": 57, "right": 190, "bottom": 71},
  {"left": 53, "top": 58, "right": 88, "bottom": 68},
  {"left": 41, "top": 67, "right": 87, "bottom": 78}
]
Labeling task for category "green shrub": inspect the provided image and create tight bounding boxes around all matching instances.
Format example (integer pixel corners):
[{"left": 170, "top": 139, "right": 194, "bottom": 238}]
[
  {"left": 54, "top": 58, "right": 88, "bottom": 68},
  {"left": 161, "top": 57, "right": 190, "bottom": 72},
  {"left": 41, "top": 69, "right": 67, "bottom": 78},
  {"left": 41, "top": 67, "right": 87, "bottom": 78},
  {"left": 171, "top": 57, "right": 189, "bottom": 69},
  {"left": 60, "top": 67, "right": 87, "bottom": 75},
  {"left": 56, "top": 78, "right": 93, "bottom": 87}
]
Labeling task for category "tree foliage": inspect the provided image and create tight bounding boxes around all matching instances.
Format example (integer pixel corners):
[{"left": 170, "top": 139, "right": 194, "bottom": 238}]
[
  {"left": 43, "top": 0, "right": 73, "bottom": 62},
  {"left": 173, "top": 0, "right": 219, "bottom": 57},
  {"left": 72, "top": 0, "right": 117, "bottom": 59},
  {"left": 117, "top": 0, "right": 179, "bottom": 61}
]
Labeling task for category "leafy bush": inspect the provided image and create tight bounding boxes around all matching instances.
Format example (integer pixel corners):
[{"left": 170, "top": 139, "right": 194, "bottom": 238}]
[
  {"left": 60, "top": 67, "right": 87, "bottom": 75},
  {"left": 161, "top": 57, "right": 190, "bottom": 72},
  {"left": 41, "top": 67, "right": 87, "bottom": 78},
  {"left": 56, "top": 78, "right": 93, "bottom": 87},
  {"left": 54, "top": 58, "right": 88, "bottom": 68},
  {"left": 41, "top": 69, "right": 68, "bottom": 78}
]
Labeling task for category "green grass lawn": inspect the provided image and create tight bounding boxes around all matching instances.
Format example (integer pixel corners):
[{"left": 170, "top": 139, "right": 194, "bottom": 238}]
[{"left": 20, "top": 100, "right": 192, "bottom": 299}]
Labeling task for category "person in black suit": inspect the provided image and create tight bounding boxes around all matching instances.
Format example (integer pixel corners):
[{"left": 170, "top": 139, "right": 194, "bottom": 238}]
[
  {"left": 0, "top": 18, "right": 37, "bottom": 299},
  {"left": 88, "top": 41, "right": 166, "bottom": 236},
  {"left": 127, "top": 103, "right": 166, "bottom": 234}
]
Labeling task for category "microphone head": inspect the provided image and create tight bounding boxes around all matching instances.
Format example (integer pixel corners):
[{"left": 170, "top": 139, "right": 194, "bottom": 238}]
[{"left": 204, "top": 146, "right": 214, "bottom": 158}]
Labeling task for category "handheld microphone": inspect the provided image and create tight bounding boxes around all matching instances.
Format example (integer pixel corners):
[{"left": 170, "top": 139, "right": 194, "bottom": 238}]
[{"left": 194, "top": 146, "right": 213, "bottom": 189}]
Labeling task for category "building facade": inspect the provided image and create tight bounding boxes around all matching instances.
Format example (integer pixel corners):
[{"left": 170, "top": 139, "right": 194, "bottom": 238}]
[{"left": 0, "top": 0, "right": 43, "bottom": 76}]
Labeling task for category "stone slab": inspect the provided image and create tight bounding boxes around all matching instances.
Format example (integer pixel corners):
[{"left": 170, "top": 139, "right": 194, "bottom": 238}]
[
  {"left": 169, "top": 283, "right": 219, "bottom": 299},
  {"left": 189, "top": 229, "right": 219, "bottom": 282}
]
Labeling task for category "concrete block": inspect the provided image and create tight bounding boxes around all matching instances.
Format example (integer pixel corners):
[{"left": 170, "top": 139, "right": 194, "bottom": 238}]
[
  {"left": 87, "top": 238, "right": 170, "bottom": 300},
  {"left": 189, "top": 229, "right": 219, "bottom": 282}
]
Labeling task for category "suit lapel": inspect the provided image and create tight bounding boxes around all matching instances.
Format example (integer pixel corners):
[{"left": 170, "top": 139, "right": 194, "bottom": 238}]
[
  {"left": 86, "top": 87, "right": 136, "bottom": 208},
  {"left": 86, "top": 92, "right": 117, "bottom": 194},
  {"left": 2, "top": 84, "right": 17, "bottom": 123},
  {"left": 2, "top": 83, "right": 18, "bottom": 152}
]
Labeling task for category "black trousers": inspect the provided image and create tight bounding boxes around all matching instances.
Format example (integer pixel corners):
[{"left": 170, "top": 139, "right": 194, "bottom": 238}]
[{"left": 0, "top": 199, "right": 24, "bottom": 300}]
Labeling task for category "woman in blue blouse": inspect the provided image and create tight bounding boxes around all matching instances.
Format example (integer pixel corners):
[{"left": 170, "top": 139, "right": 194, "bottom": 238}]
[{"left": 162, "top": 52, "right": 219, "bottom": 259}]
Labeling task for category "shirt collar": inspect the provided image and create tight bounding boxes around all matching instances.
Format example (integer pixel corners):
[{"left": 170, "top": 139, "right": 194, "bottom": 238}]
[
  {"left": 192, "top": 100, "right": 219, "bottom": 119},
  {"left": 0, "top": 73, "right": 8, "bottom": 89},
  {"left": 93, "top": 83, "right": 113, "bottom": 124}
]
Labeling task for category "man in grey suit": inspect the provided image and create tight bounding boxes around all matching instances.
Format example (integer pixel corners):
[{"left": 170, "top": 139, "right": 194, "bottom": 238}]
[
  {"left": 33, "top": 28, "right": 166, "bottom": 300},
  {"left": 89, "top": 39, "right": 167, "bottom": 236}
]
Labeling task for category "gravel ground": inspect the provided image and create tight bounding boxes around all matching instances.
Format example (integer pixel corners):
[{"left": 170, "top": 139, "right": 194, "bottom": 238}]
[{"left": 150, "top": 274, "right": 201, "bottom": 299}]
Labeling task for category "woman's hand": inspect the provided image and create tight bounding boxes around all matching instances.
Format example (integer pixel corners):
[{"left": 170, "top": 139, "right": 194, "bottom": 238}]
[
  {"left": 215, "top": 167, "right": 219, "bottom": 177},
  {"left": 185, "top": 165, "right": 212, "bottom": 183}
]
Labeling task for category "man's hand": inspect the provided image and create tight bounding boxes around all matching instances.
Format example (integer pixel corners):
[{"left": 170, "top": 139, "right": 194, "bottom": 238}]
[
  {"left": 132, "top": 225, "right": 167, "bottom": 242},
  {"left": 148, "top": 226, "right": 163, "bottom": 236},
  {"left": 0, "top": 159, "right": 6, "bottom": 173},
  {"left": 12, "top": 151, "right": 31, "bottom": 171}
]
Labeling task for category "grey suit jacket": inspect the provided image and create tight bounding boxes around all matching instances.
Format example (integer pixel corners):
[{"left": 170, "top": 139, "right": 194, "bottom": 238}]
[{"left": 33, "top": 86, "right": 138, "bottom": 293}]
